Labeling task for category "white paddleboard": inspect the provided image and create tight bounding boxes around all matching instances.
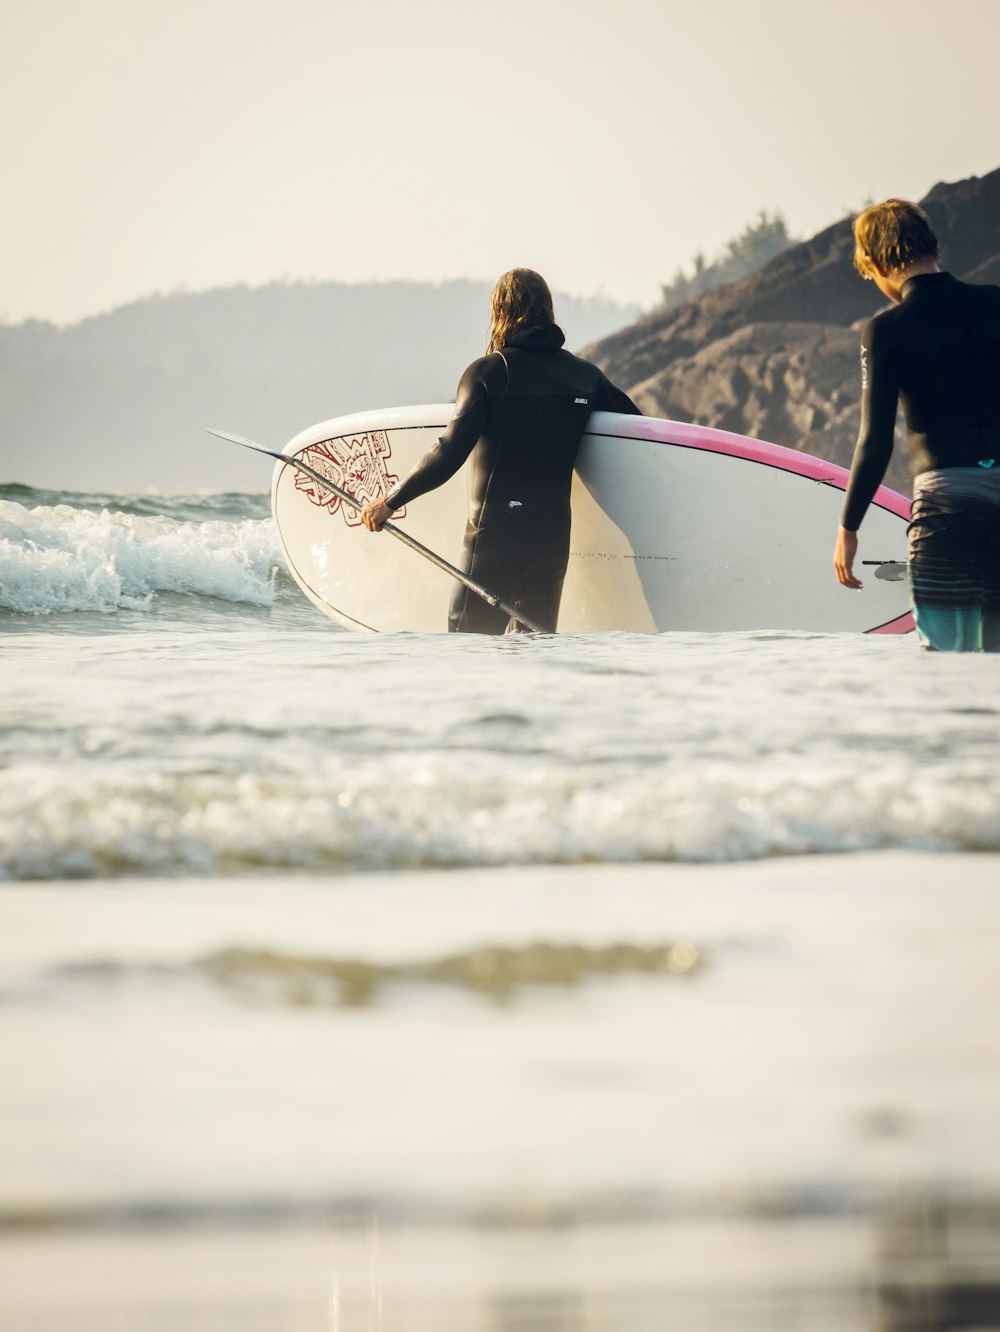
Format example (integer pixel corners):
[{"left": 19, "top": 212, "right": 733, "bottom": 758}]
[{"left": 271, "top": 405, "right": 913, "bottom": 635}]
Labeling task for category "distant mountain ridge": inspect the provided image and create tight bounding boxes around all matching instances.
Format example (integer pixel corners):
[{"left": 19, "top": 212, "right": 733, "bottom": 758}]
[
  {"left": 0, "top": 280, "right": 639, "bottom": 493},
  {"left": 5, "top": 171, "right": 998, "bottom": 499},
  {"left": 585, "top": 168, "right": 1000, "bottom": 496}
]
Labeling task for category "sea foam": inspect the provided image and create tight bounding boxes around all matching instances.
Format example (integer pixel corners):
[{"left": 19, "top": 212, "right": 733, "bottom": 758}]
[
  {"left": 0, "top": 498, "right": 281, "bottom": 613},
  {"left": 2, "top": 749, "right": 998, "bottom": 881}
]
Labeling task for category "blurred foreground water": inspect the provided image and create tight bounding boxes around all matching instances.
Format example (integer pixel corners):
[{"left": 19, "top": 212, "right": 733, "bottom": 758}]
[{"left": 2, "top": 486, "right": 1000, "bottom": 1329}]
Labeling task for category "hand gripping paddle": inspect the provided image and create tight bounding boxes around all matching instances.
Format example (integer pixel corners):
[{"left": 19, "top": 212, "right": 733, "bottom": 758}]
[{"left": 206, "top": 428, "right": 545, "bottom": 634}]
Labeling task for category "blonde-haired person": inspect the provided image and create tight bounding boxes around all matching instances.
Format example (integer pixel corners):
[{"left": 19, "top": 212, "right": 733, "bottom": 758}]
[
  {"left": 834, "top": 199, "right": 1000, "bottom": 651},
  {"left": 362, "top": 269, "right": 639, "bottom": 633}
]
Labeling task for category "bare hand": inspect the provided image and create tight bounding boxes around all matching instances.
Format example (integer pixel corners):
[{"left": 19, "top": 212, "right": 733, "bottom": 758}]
[
  {"left": 360, "top": 497, "right": 394, "bottom": 532},
  {"left": 833, "top": 527, "right": 863, "bottom": 589}
]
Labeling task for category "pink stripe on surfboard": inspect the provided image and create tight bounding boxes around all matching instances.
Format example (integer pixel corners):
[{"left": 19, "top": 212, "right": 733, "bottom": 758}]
[
  {"left": 615, "top": 416, "right": 913, "bottom": 521},
  {"left": 611, "top": 416, "right": 916, "bottom": 635},
  {"left": 867, "top": 611, "right": 915, "bottom": 635}
]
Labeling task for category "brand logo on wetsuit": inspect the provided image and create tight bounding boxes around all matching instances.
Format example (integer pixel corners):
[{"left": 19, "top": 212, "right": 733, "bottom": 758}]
[
  {"left": 295, "top": 431, "right": 404, "bottom": 525},
  {"left": 860, "top": 343, "right": 869, "bottom": 391},
  {"left": 574, "top": 397, "right": 589, "bottom": 405}
]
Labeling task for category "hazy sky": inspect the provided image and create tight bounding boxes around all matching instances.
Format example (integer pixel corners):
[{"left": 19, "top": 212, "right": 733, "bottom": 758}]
[{"left": 3, "top": 0, "right": 998, "bottom": 326}]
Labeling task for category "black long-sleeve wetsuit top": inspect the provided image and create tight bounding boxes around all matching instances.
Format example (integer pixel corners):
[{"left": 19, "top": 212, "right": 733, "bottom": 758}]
[
  {"left": 840, "top": 272, "right": 1000, "bottom": 531},
  {"left": 385, "top": 324, "right": 641, "bottom": 526}
]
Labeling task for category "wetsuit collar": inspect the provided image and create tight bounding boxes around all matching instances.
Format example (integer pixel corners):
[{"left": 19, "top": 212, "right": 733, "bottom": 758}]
[
  {"left": 900, "top": 271, "right": 952, "bottom": 301},
  {"left": 505, "top": 323, "right": 566, "bottom": 352}
]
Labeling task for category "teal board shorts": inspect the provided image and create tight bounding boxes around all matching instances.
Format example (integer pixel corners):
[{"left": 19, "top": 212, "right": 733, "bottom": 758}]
[{"left": 907, "top": 465, "right": 1000, "bottom": 652}]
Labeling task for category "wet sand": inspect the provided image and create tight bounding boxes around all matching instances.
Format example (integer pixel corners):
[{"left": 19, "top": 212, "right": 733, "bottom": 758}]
[{"left": 3, "top": 855, "right": 1000, "bottom": 1329}]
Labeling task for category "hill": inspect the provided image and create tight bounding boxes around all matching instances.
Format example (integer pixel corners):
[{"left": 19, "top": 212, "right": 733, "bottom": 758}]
[
  {"left": 585, "top": 168, "right": 1000, "bottom": 496},
  {"left": 0, "top": 281, "right": 638, "bottom": 493}
]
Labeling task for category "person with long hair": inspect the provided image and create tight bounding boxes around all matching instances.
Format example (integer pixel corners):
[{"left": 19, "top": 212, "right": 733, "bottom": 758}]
[
  {"left": 361, "top": 269, "right": 640, "bottom": 633},
  {"left": 833, "top": 200, "right": 1000, "bottom": 651}
]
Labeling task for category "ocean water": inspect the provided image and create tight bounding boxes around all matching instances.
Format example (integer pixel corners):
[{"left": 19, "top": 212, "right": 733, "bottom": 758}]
[{"left": 2, "top": 484, "right": 1000, "bottom": 1331}]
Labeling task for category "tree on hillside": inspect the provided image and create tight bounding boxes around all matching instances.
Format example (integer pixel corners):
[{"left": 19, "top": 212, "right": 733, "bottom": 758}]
[{"left": 660, "top": 210, "right": 793, "bottom": 309}]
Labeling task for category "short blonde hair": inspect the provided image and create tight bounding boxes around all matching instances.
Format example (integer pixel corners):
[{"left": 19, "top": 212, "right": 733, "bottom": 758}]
[{"left": 853, "top": 199, "right": 939, "bottom": 278}]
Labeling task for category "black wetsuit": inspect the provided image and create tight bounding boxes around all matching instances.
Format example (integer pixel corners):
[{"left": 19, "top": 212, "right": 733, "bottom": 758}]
[
  {"left": 386, "top": 324, "right": 640, "bottom": 633},
  {"left": 841, "top": 272, "right": 1000, "bottom": 530},
  {"left": 841, "top": 272, "right": 1000, "bottom": 651}
]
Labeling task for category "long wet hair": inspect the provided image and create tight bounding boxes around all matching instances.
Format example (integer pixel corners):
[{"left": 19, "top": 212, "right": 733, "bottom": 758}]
[{"left": 487, "top": 269, "right": 556, "bottom": 354}]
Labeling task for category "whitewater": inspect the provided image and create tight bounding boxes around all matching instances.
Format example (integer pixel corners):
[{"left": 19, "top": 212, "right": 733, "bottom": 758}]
[{"left": 2, "top": 483, "right": 999, "bottom": 1331}]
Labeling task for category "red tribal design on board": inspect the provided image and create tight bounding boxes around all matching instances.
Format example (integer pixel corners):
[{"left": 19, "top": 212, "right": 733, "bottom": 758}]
[{"left": 294, "top": 432, "right": 405, "bottom": 526}]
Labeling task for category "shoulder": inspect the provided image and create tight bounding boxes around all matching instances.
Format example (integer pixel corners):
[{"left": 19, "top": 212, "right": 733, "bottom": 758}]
[
  {"left": 960, "top": 278, "right": 1000, "bottom": 308},
  {"left": 460, "top": 353, "right": 499, "bottom": 377},
  {"left": 458, "top": 353, "right": 507, "bottom": 391},
  {"left": 559, "top": 349, "right": 606, "bottom": 379},
  {"left": 956, "top": 273, "right": 1000, "bottom": 293},
  {"left": 862, "top": 305, "right": 903, "bottom": 353}
]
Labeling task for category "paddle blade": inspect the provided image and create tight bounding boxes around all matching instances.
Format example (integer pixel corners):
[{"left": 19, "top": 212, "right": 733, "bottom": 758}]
[
  {"left": 205, "top": 427, "right": 263, "bottom": 450},
  {"left": 873, "top": 561, "right": 907, "bottom": 582}
]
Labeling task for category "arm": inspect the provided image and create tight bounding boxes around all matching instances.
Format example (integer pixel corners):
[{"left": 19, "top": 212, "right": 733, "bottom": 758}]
[
  {"left": 833, "top": 318, "right": 899, "bottom": 587},
  {"left": 361, "top": 360, "right": 489, "bottom": 531},
  {"left": 840, "top": 317, "right": 899, "bottom": 531}
]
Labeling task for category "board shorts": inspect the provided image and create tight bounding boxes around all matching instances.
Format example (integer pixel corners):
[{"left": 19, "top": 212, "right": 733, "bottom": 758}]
[{"left": 907, "top": 466, "right": 1000, "bottom": 652}]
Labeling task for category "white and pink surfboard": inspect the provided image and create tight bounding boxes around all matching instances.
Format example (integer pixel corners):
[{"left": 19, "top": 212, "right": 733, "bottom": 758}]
[{"left": 271, "top": 406, "right": 913, "bottom": 634}]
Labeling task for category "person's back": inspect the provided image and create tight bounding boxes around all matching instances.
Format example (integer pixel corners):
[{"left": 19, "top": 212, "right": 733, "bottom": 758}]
[
  {"left": 361, "top": 268, "right": 640, "bottom": 633},
  {"left": 865, "top": 272, "right": 1000, "bottom": 472},
  {"left": 462, "top": 325, "right": 636, "bottom": 528}
]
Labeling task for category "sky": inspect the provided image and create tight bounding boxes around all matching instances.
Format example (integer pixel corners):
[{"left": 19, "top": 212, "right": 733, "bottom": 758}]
[{"left": 2, "top": 0, "right": 999, "bottom": 326}]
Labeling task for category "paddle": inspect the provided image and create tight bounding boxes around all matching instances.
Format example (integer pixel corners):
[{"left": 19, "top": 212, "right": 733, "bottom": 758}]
[
  {"left": 206, "top": 428, "right": 546, "bottom": 633},
  {"left": 861, "top": 561, "right": 907, "bottom": 582}
]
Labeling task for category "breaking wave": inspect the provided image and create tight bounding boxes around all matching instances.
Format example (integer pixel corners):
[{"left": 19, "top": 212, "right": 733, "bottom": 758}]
[
  {"left": 2, "top": 750, "right": 998, "bottom": 880},
  {"left": 0, "top": 486, "right": 283, "bottom": 614}
]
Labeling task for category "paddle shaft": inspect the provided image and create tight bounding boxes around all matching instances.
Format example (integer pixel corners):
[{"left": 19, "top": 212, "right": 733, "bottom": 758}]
[{"left": 206, "top": 429, "right": 546, "bottom": 633}]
